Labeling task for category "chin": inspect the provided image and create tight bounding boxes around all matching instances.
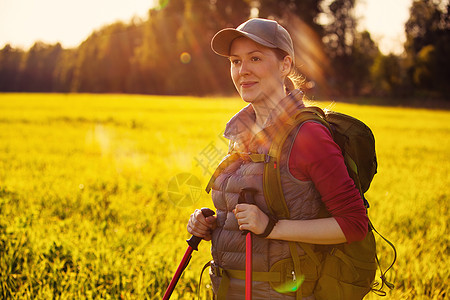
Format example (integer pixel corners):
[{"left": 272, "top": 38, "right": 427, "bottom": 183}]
[
  {"left": 241, "top": 96, "right": 254, "bottom": 103},
  {"left": 239, "top": 90, "right": 263, "bottom": 104}
]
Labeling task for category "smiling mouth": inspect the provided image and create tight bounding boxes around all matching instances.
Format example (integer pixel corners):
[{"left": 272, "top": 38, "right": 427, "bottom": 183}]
[{"left": 241, "top": 82, "right": 257, "bottom": 88}]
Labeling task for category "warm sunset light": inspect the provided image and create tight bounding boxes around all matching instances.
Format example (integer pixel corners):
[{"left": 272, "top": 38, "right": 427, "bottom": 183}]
[
  {"left": 0, "top": 1, "right": 449, "bottom": 298},
  {"left": 0, "top": 0, "right": 448, "bottom": 98},
  {"left": 0, "top": 0, "right": 156, "bottom": 49},
  {"left": 1, "top": 0, "right": 412, "bottom": 53},
  {"left": 355, "top": 0, "right": 412, "bottom": 54}
]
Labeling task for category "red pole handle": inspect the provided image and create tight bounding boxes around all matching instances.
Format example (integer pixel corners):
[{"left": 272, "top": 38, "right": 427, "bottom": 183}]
[{"left": 186, "top": 208, "right": 215, "bottom": 250}]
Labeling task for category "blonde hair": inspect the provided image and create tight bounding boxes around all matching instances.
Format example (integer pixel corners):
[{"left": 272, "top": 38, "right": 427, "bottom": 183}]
[{"left": 285, "top": 70, "right": 305, "bottom": 94}]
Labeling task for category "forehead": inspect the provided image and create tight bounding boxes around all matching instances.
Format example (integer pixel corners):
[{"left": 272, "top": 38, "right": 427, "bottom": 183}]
[{"left": 229, "top": 37, "right": 275, "bottom": 56}]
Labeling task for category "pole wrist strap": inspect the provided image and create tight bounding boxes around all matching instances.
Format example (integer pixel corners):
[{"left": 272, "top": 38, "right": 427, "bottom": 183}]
[{"left": 256, "top": 214, "right": 278, "bottom": 238}]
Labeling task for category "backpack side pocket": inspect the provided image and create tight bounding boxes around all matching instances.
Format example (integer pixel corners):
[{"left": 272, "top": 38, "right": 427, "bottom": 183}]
[{"left": 314, "top": 232, "right": 377, "bottom": 300}]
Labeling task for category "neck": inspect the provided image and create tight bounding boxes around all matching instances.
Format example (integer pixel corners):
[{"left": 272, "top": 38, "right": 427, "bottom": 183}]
[{"left": 251, "top": 88, "right": 286, "bottom": 128}]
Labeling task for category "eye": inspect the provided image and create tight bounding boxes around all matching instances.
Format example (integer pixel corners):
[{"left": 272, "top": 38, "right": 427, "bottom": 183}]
[
  {"left": 251, "top": 56, "right": 261, "bottom": 62},
  {"left": 230, "top": 58, "right": 241, "bottom": 66}
]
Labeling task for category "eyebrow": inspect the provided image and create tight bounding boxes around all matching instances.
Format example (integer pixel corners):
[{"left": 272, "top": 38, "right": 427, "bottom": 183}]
[{"left": 229, "top": 50, "right": 264, "bottom": 57}]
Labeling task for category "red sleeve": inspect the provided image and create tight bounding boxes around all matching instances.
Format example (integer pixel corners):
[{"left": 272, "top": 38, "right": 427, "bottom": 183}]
[{"left": 288, "top": 121, "right": 368, "bottom": 243}]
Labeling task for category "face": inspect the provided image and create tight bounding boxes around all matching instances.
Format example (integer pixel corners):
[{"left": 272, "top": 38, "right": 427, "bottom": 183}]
[{"left": 229, "top": 37, "right": 291, "bottom": 104}]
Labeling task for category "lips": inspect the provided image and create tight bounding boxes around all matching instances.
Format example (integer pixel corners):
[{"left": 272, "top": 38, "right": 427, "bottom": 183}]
[{"left": 241, "top": 81, "right": 257, "bottom": 88}]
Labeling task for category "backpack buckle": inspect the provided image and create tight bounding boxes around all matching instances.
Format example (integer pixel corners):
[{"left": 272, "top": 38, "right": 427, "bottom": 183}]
[
  {"left": 238, "top": 152, "right": 251, "bottom": 161},
  {"left": 211, "top": 264, "right": 224, "bottom": 277}
]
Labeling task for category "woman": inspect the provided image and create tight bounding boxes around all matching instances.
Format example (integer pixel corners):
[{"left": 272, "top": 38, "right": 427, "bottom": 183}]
[{"left": 187, "top": 18, "right": 368, "bottom": 299}]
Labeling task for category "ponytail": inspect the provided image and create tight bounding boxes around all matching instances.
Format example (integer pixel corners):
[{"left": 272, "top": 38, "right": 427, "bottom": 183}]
[{"left": 284, "top": 71, "right": 305, "bottom": 94}]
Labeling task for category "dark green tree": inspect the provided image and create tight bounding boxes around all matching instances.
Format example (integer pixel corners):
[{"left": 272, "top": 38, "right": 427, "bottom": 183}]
[
  {"left": 72, "top": 21, "right": 143, "bottom": 93},
  {"left": 0, "top": 44, "right": 23, "bottom": 91},
  {"left": 128, "top": 10, "right": 166, "bottom": 94},
  {"left": 52, "top": 48, "right": 77, "bottom": 93},
  {"left": 3, "top": 0, "right": 391, "bottom": 98},
  {"left": 258, "top": 0, "right": 323, "bottom": 35},
  {"left": 172, "top": 0, "right": 232, "bottom": 95},
  {"left": 405, "top": 0, "right": 450, "bottom": 97},
  {"left": 130, "top": 0, "right": 189, "bottom": 95},
  {"left": 214, "top": 0, "right": 251, "bottom": 26},
  {"left": 350, "top": 30, "right": 379, "bottom": 95},
  {"left": 18, "top": 42, "right": 63, "bottom": 92},
  {"left": 129, "top": 0, "right": 247, "bottom": 95},
  {"left": 322, "top": 0, "right": 357, "bottom": 96},
  {"left": 371, "top": 53, "right": 410, "bottom": 97}
]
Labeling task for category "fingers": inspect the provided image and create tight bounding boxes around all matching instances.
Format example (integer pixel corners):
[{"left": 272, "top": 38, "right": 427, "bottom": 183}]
[
  {"left": 234, "top": 204, "right": 256, "bottom": 221},
  {"left": 187, "top": 209, "right": 217, "bottom": 239},
  {"left": 233, "top": 204, "right": 268, "bottom": 235},
  {"left": 187, "top": 221, "right": 211, "bottom": 240},
  {"left": 233, "top": 204, "right": 253, "bottom": 231}
]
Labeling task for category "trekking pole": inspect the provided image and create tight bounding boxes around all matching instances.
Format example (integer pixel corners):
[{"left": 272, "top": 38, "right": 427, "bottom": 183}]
[
  {"left": 238, "top": 188, "right": 258, "bottom": 300},
  {"left": 162, "top": 208, "right": 215, "bottom": 300}
]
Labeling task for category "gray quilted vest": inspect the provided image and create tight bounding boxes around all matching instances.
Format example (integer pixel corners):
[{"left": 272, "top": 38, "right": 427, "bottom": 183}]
[{"left": 209, "top": 91, "right": 323, "bottom": 299}]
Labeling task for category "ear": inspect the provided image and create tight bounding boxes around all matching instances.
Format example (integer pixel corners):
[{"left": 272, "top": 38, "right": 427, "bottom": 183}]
[{"left": 280, "top": 56, "right": 293, "bottom": 76}]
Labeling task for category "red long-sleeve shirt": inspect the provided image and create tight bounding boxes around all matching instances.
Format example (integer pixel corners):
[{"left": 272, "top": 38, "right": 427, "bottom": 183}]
[{"left": 288, "top": 122, "right": 368, "bottom": 243}]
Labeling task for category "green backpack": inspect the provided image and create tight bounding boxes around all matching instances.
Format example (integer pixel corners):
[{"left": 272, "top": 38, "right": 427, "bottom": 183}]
[
  {"left": 205, "top": 106, "right": 396, "bottom": 299},
  {"left": 262, "top": 106, "right": 396, "bottom": 299}
]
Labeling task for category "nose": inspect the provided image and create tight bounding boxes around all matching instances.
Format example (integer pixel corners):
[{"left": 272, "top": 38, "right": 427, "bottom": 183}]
[{"left": 239, "top": 61, "right": 250, "bottom": 76}]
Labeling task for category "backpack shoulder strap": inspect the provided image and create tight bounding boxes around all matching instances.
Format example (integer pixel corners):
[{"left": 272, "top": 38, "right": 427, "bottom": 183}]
[
  {"left": 263, "top": 106, "right": 330, "bottom": 218},
  {"left": 262, "top": 106, "right": 330, "bottom": 299},
  {"left": 205, "top": 107, "right": 330, "bottom": 196}
]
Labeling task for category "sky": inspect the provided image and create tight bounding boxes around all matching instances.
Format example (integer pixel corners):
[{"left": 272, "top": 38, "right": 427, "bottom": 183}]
[
  {"left": 0, "top": 0, "right": 413, "bottom": 54},
  {"left": 355, "top": 0, "right": 412, "bottom": 54}
]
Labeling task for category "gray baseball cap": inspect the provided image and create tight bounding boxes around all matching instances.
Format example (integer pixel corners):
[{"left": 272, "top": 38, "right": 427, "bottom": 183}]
[{"left": 211, "top": 18, "right": 294, "bottom": 62}]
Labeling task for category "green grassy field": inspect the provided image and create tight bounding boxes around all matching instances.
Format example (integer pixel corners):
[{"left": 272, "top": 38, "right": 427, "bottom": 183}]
[{"left": 0, "top": 93, "right": 448, "bottom": 299}]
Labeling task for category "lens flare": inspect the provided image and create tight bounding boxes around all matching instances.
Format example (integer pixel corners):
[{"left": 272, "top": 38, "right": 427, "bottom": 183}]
[
  {"left": 180, "top": 52, "right": 192, "bottom": 64},
  {"left": 274, "top": 273, "right": 305, "bottom": 294},
  {"left": 286, "top": 12, "right": 331, "bottom": 96}
]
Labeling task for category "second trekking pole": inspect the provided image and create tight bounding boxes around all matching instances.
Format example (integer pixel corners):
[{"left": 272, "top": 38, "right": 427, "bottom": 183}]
[
  {"left": 162, "top": 207, "right": 215, "bottom": 300},
  {"left": 238, "top": 188, "right": 258, "bottom": 300}
]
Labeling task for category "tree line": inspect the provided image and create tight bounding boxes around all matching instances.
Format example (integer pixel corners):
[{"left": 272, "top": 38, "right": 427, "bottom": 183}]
[{"left": 0, "top": 0, "right": 448, "bottom": 101}]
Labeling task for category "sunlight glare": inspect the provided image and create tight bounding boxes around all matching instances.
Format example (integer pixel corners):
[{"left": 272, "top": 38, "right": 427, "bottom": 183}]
[
  {"left": 0, "top": 0, "right": 155, "bottom": 49},
  {"left": 287, "top": 13, "right": 331, "bottom": 95}
]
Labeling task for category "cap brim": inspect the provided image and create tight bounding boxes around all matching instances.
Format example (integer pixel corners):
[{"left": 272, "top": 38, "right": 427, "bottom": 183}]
[{"left": 211, "top": 28, "right": 277, "bottom": 57}]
